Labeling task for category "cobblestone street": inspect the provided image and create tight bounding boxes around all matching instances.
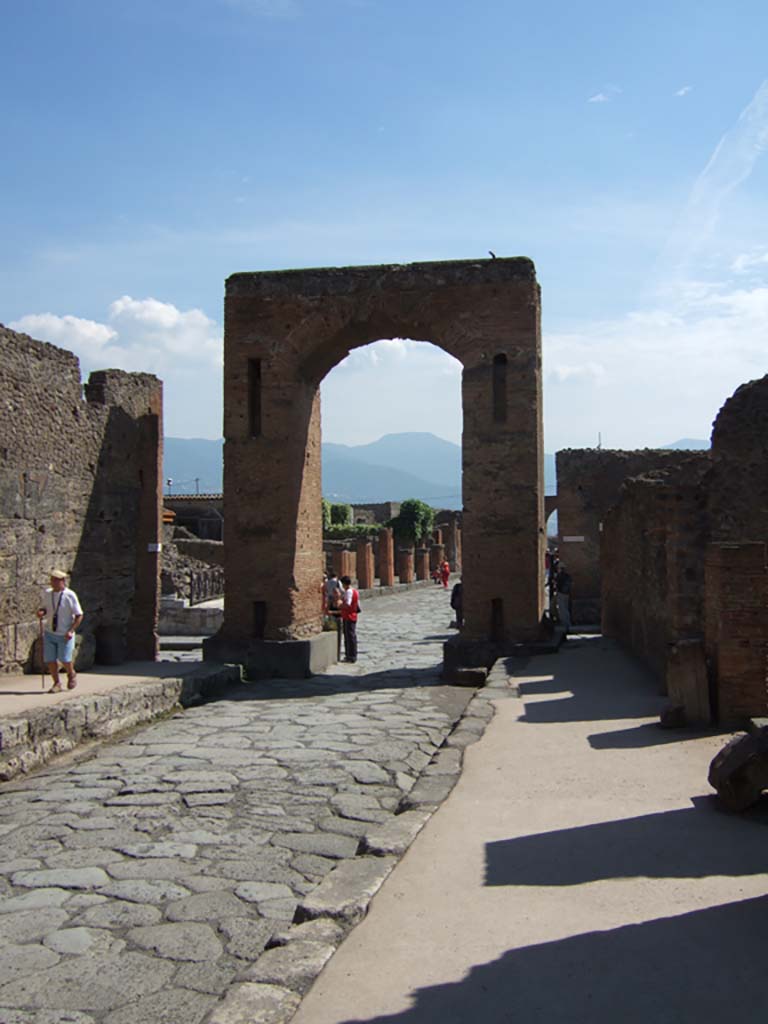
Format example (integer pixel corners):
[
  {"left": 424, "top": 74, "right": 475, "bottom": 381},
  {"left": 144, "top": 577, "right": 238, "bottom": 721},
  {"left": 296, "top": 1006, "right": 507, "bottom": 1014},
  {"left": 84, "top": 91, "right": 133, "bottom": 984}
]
[{"left": 0, "top": 585, "right": 492, "bottom": 1024}]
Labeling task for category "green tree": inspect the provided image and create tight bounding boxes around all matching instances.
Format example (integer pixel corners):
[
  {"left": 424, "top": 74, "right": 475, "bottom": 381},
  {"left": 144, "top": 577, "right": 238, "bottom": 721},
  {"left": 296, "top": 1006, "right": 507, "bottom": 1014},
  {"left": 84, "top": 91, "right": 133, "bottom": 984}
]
[
  {"left": 329, "top": 502, "right": 352, "bottom": 527},
  {"left": 321, "top": 498, "right": 332, "bottom": 531},
  {"left": 388, "top": 498, "right": 435, "bottom": 546}
]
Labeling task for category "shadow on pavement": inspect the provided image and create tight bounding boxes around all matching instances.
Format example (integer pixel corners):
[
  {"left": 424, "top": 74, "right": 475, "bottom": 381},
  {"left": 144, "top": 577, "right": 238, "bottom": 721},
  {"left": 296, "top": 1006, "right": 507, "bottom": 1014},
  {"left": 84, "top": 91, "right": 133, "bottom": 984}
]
[
  {"left": 518, "top": 637, "right": 664, "bottom": 725},
  {"left": 333, "top": 895, "right": 768, "bottom": 1023},
  {"left": 484, "top": 796, "right": 768, "bottom": 887},
  {"left": 588, "top": 722, "right": 729, "bottom": 750},
  {"left": 212, "top": 663, "right": 450, "bottom": 702}
]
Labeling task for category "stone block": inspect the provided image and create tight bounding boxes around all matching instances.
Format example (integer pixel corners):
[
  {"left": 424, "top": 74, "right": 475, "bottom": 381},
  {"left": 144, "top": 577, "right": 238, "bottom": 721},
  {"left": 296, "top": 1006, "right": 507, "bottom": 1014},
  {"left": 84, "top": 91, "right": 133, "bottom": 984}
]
[
  {"left": 204, "top": 630, "right": 337, "bottom": 679},
  {"left": 293, "top": 855, "right": 397, "bottom": 926},
  {"left": 708, "top": 731, "right": 768, "bottom": 811}
]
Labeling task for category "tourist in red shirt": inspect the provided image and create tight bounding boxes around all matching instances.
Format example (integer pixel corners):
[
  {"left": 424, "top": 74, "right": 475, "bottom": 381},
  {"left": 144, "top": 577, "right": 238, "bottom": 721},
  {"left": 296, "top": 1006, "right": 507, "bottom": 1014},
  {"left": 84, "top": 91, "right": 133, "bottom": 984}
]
[{"left": 340, "top": 574, "right": 360, "bottom": 663}]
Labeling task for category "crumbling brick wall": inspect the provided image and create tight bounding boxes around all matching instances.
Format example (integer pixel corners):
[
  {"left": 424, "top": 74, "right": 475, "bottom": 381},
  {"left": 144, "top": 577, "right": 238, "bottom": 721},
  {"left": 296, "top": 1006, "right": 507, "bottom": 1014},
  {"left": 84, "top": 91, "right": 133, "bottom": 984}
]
[
  {"left": 556, "top": 449, "right": 706, "bottom": 622},
  {"left": 0, "top": 326, "right": 162, "bottom": 672},
  {"left": 601, "top": 374, "right": 768, "bottom": 721},
  {"left": 601, "top": 461, "right": 709, "bottom": 677}
]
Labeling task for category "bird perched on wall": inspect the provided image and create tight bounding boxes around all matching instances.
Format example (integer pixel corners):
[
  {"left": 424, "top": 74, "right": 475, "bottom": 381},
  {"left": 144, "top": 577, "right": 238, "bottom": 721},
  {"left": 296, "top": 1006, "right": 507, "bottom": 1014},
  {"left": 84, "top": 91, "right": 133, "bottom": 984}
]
[{"left": 488, "top": 250, "right": 497, "bottom": 259}]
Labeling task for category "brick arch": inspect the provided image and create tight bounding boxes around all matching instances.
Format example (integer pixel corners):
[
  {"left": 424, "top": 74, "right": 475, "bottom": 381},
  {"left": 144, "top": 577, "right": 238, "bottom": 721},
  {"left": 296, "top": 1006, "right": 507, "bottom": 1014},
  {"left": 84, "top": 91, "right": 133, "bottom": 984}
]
[{"left": 206, "top": 258, "right": 544, "bottom": 676}]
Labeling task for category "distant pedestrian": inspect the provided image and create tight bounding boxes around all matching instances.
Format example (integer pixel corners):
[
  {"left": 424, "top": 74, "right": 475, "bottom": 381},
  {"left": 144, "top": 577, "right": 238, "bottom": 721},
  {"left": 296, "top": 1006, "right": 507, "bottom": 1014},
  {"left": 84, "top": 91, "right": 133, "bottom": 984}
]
[
  {"left": 37, "top": 569, "right": 83, "bottom": 693},
  {"left": 340, "top": 575, "right": 361, "bottom": 663},
  {"left": 440, "top": 560, "right": 451, "bottom": 589},
  {"left": 325, "top": 570, "right": 343, "bottom": 613},
  {"left": 555, "top": 564, "right": 572, "bottom": 633},
  {"left": 450, "top": 579, "right": 464, "bottom": 628}
]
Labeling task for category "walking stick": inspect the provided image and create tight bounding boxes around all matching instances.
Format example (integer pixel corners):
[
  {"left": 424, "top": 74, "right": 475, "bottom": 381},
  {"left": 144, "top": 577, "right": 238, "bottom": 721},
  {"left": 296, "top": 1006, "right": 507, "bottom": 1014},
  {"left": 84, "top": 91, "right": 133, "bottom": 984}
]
[{"left": 38, "top": 616, "right": 45, "bottom": 690}]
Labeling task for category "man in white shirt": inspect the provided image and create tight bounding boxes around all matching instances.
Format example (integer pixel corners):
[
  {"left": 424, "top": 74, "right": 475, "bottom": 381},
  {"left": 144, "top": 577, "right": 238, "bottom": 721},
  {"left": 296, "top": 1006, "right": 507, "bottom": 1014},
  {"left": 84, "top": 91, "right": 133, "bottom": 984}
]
[{"left": 37, "top": 569, "right": 84, "bottom": 693}]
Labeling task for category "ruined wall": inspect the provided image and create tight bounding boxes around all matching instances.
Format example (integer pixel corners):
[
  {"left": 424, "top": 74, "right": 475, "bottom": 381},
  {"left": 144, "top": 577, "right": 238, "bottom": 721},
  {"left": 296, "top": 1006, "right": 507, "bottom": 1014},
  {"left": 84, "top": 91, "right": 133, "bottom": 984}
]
[
  {"left": 601, "top": 375, "right": 768, "bottom": 721},
  {"left": 601, "top": 461, "right": 709, "bottom": 678},
  {"left": 556, "top": 449, "right": 707, "bottom": 622},
  {"left": 0, "top": 326, "right": 162, "bottom": 672}
]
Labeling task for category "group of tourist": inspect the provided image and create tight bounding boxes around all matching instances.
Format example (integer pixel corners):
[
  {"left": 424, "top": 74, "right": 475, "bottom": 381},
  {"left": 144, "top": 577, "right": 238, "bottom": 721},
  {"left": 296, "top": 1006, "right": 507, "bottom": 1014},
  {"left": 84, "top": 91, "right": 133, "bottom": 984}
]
[{"left": 323, "top": 571, "right": 361, "bottom": 663}]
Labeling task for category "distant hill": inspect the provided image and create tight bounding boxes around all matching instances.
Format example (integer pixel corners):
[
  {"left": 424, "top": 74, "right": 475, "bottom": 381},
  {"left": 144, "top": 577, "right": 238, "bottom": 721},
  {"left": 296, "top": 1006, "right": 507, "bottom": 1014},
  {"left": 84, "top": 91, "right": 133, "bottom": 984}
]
[
  {"left": 164, "top": 437, "right": 224, "bottom": 494},
  {"left": 164, "top": 432, "right": 560, "bottom": 504},
  {"left": 661, "top": 438, "right": 710, "bottom": 450}
]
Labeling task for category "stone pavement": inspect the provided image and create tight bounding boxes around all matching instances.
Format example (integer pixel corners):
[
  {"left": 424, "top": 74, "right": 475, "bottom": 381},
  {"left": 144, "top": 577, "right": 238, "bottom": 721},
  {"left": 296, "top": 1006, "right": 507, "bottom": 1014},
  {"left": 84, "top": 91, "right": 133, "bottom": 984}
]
[
  {"left": 0, "top": 586, "right": 500, "bottom": 1024},
  {"left": 291, "top": 636, "right": 767, "bottom": 1024}
]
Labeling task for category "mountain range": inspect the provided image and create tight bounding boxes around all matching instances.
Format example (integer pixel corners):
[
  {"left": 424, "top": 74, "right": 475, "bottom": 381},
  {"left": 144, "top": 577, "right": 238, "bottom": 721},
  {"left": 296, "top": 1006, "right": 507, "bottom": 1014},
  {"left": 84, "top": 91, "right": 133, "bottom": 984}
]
[{"left": 164, "top": 434, "right": 709, "bottom": 507}]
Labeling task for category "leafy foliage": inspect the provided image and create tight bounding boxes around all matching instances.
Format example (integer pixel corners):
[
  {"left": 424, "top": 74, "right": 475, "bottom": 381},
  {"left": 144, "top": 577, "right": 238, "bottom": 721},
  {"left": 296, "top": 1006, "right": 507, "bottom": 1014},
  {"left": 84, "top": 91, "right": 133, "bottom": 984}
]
[
  {"left": 329, "top": 502, "right": 352, "bottom": 527},
  {"left": 321, "top": 498, "right": 332, "bottom": 531},
  {"left": 324, "top": 523, "right": 380, "bottom": 540},
  {"left": 388, "top": 498, "right": 435, "bottom": 546}
]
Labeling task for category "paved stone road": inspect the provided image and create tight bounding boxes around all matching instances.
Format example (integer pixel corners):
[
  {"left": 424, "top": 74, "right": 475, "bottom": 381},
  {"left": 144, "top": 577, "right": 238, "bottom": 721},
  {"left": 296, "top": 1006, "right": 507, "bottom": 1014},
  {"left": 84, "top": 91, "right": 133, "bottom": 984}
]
[{"left": 0, "top": 585, "right": 491, "bottom": 1024}]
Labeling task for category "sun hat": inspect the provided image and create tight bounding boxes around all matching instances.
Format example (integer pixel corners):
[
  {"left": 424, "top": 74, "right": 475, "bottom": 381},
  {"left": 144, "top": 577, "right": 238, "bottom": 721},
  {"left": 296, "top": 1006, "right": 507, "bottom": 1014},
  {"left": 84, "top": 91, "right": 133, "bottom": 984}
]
[{"left": 50, "top": 569, "right": 67, "bottom": 580}]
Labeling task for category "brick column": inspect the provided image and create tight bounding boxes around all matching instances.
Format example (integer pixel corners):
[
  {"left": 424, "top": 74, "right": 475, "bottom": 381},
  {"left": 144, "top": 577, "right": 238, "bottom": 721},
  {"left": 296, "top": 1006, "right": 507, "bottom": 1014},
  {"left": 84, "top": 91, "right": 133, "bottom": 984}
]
[
  {"left": 356, "top": 539, "right": 374, "bottom": 589},
  {"left": 433, "top": 528, "right": 443, "bottom": 545},
  {"left": 416, "top": 547, "right": 430, "bottom": 581},
  {"left": 332, "top": 549, "right": 345, "bottom": 580},
  {"left": 430, "top": 543, "right": 445, "bottom": 572},
  {"left": 397, "top": 548, "right": 414, "bottom": 584},
  {"left": 379, "top": 528, "right": 395, "bottom": 587},
  {"left": 446, "top": 521, "right": 462, "bottom": 574}
]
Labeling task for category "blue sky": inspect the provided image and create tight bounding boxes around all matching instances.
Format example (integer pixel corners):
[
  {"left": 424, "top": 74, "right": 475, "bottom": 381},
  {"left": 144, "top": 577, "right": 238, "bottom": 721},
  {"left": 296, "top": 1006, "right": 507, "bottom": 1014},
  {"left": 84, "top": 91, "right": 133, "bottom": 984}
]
[{"left": 3, "top": 0, "right": 768, "bottom": 449}]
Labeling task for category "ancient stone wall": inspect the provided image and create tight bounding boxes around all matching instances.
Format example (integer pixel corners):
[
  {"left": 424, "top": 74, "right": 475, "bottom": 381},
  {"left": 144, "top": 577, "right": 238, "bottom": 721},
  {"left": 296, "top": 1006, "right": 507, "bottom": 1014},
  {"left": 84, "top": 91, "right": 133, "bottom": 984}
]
[
  {"left": 0, "top": 326, "right": 162, "bottom": 672},
  {"left": 601, "top": 461, "right": 709, "bottom": 678},
  {"left": 556, "top": 448, "right": 707, "bottom": 622},
  {"left": 602, "top": 375, "right": 768, "bottom": 721}
]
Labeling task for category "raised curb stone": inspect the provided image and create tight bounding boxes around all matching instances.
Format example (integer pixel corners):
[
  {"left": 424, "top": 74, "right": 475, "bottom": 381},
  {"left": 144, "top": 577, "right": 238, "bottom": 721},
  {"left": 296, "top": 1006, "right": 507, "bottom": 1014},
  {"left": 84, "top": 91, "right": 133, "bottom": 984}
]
[
  {"left": 294, "top": 855, "right": 397, "bottom": 926},
  {"left": 207, "top": 982, "right": 301, "bottom": 1024}
]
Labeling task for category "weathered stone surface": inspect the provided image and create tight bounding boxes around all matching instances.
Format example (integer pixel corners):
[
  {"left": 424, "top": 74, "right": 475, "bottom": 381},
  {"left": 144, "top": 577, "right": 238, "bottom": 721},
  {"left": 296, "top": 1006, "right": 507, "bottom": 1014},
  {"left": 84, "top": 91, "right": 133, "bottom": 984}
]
[
  {"left": 359, "top": 809, "right": 433, "bottom": 856},
  {"left": 98, "top": 880, "right": 191, "bottom": 904},
  {"left": 164, "top": 891, "right": 247, "bottom": 922},
  {"left": 76, "top": 901, "right": 163, "bottom": 929},
  {"left": 12, "top": 867, "right": 110, "bottom": 890},
  {"left": 127, "top": 922, "right": 222, "bottom": 962},
  {"left": 246, "top": 940, "right": 336, "bottom": 993},
  {"left": 401, "top": 775, "right": 458, "bottom": 808},
  {"left": 207, "top": 982, "right": 301, "bottom": 1024},
  {"left": 102, "top": 987, "right": 216, "bottom": 1024},
  {"left": 0, "top": 888, "right": 71, "bottom": 914},
  {"left": 218, "top": 917, "right": 274, "bottom": 959},
  {"left": 0, "top": 953, "right": 176, "bottom": 1010},
  {"left": 43, "top": 927, "right": 125, "bottom": 956},
  {"left": 708, "top": 732, "right": 768, "bottom": 811},
  {"left": 0, "top": 908, "right": 69, "bottom": 945},
  {"left": 235, "top": 882, "right": 295, "bottom": 904},
  {"left": 175, "top": 960, "right": 238, "bottom": 995},
  {"left": 0, "top": 943, "right": 60, "bottom": 986},
  {"left": 116, "top": 841, "right": 197, "bottom": 859},
  {"left": 294, "top": 856, "right": 397, "bottom": 926},
  {"left": 271, "top": 832, "right": 358, "bottom": 859}
]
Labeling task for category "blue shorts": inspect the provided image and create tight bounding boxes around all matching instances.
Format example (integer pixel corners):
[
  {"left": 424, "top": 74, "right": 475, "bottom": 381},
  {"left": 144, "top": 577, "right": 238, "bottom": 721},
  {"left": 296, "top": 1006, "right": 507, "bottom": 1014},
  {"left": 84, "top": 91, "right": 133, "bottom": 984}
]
[{"left": 43, "top": 631, "right": 75, "bottom": 664}]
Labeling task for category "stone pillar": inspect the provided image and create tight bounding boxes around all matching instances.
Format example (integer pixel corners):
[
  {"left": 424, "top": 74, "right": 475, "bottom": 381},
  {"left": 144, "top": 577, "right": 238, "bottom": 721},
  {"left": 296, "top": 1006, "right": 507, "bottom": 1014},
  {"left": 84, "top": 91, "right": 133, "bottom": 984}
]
[
  {"left": 379, "top": 528, "right": 395, "bottom": 587},
  {"left": 430, "top": 543, "right": 446, "bottom": 573},
  {"left": 332, "top": 549, "right": 345, "bottom": 580},
  {"left": 356, "top": 540, "right": 374, "bottom": 589},
  {"left": 397, "top": 548, "right": 414, "bottom": 584},
  {"left": 416, "top": 547, "right": 430, "bottom": 581},
  {"left": 445, "top": 520, "right": 462, "bottom": 574},
  {"left": 433, "top": 528, "right": 443, "bottom": 545}
]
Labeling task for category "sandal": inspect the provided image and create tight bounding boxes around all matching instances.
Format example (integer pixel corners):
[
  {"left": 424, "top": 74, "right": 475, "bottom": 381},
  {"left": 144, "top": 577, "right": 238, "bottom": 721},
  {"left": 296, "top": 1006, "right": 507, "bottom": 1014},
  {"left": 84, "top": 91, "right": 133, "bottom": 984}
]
[
  {"left": 48, "top": 683, "right": 62, "bottom": 693},
  {"left": 67, "top": 675, "right": 77, "bottom": 690}
]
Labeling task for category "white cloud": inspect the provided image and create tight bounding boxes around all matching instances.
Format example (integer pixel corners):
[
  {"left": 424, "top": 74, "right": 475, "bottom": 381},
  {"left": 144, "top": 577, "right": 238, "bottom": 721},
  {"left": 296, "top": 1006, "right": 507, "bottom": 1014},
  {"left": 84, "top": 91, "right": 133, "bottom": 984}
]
[
  {"left": 675, "top": 85, "right": 692, "bottom": 97},
  {"left": 666, "top": 79, "right": 768, "bottom": 270},
  {"left": 10, "top": 298, "right": 223, "bottom": 437},
  {"left": 335, "top": 337, "right": 461, "bottom": 377},
  {"left": 543, "top": 274, "right": 768, "bottom": 449},
  {"left": 588, "top": 92, "right": 609, "bottom": 104},
  {"left": 732, "top": 249, "right": 768, "bottom": 272},
  {"left": 10, "top": 313, "right": 116, "bottom": 362}
]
